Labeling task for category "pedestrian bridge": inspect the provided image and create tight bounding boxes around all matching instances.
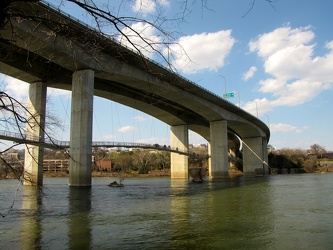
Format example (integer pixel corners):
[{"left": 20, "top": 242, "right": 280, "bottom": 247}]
[
  {"left": 0, "top": 1, "right": 269, "bottom": 186},
  {"left": 0, "top": 130, "right": 207, "bottom": 159}
]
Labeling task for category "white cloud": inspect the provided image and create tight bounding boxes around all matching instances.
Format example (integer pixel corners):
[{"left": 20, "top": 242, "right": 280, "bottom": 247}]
[
  {"left": 2, "top": 75, "right": 29, "bottom": 100},
  {"left": 118, "top": 22, "right": 162, "bottom": 58},
  {"left": 242, "top": 66, "right": 257, "bottom": 81},
  {"left": 243, "top": 98, "right": 273, "bottom": 117},
  {"left": 1, "top": 75, "right": 70, "bottom": 101},
  {"left": 249, "top": 25, "right": 333, "bottom": 109},
  {"left": 168, "top": 30, "right": 235, "bottom": 74},
  {"left": 132, "top": 0, "right": 156, "bottom": 14},
  {"left": 249, "top": 25, "right": 315, "bottom": 59},
  {"left": 118, "top": 125, "right": 136, "bottom": 133},
  {"left": 132, "top": 0, "right": 169, "bottom": 15},
  {"left": 270, "top": 123, "right": 308, "bottom": 133}
]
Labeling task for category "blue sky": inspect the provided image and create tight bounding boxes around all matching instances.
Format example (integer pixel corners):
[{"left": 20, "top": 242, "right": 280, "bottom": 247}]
[{"left": 1, "top": 0, "right": 333, "bottom": 151}]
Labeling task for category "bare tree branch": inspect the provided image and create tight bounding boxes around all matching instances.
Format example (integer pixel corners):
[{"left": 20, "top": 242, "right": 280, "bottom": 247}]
[{"left": 242, "top": 0, "right": 277, "bottom": 18}]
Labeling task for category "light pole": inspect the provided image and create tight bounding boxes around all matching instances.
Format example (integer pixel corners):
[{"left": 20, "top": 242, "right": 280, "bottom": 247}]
[
  {"left": 251, "top": 100, "right": 258, "bottom": 117},
  {"left": 236, "top": 92, "right": 240, "bottom": 107},
  {"left": 265, "top": 114, "right": 270, "bottom": 128},
  {"left": 218, "top": 74, "right": 226, "bottom": 96}
]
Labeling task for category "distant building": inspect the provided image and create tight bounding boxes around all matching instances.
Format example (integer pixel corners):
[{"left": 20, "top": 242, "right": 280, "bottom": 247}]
[
  {"left": 267, "top": 144, "right": 275, "bottom": 152},
  {"left": 189, "top": 144, "right": 208, "bottom": 149},
  {"left": 93, "top": 159, "right": 113, "bottom": 172},
  {"left": 323, "top": 152, "right": 333, "bottom": 159}
]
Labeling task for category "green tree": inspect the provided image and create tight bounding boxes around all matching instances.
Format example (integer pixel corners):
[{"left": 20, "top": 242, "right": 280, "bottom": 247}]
[{"left": 112, "top": 152, "right": 134, "bottom": 172}]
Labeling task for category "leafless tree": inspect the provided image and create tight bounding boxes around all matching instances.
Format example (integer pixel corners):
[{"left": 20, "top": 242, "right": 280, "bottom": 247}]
[
  {"left": 242, "top": 0, "right": 277, "bottom": 17},
  {"left": 132, "top": 150, "right": 156, "bottom": 174},
  {"left": 155, "top": 151, "right": 170, "bottom": 170},
  {"left": 0, "top": 90, "right": 63, "bottom": 180}
]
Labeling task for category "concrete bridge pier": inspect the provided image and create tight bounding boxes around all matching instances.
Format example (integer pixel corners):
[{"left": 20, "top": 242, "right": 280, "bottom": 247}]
[
  {"left": 69, "top": 69, "right": 94, "bottom": 187},
  {"left": 262, "top": 137, "right": 269, "bottom": 174},
  {"left": 242, "top": 136, "right": 267, "bottom": 175},
  {"left": 208, "top": 120, "right": 229, "bottom": 178},
  {"left": 170, "top": 125, "right": 189, "bottom": 178},
  {"left": 24, "top": 82, "right": 47, "bottom": 186}
]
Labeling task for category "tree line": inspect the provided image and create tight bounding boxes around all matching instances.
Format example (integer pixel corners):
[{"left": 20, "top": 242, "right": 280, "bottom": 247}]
[
  {"left": 1, "top": 143, "right": 329, "bottom": 179},
  {"left": 268, "top": 144, "right": 331, "bottom": 173}
]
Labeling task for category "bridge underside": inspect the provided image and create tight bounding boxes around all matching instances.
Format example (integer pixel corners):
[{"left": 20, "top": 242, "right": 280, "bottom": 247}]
[
  {"left": 0, "top": 1, "right": 270, "bottom": 186},
  {"left": 0, "top": 45, "right": 263, "bottom": 142}
]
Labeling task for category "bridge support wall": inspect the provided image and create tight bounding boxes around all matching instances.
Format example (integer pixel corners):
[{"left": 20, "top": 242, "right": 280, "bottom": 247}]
[
  {"left": 69, "top": 69, "right": 94, "bottom": 187},
  {"left": 262, "top": 137, "right": 269, "bottom": 174},
  {"left": 170, "top": 125, "right": 189, "bottom": 178},
  {"left": 24, "top": 82, "right": 47, "bottom": 186},
  {"left": 208, "top": 120, "right": 229, "bottom": 178},
  {"left": 242, "top": 136, "right": 267, "bottom": 175}
]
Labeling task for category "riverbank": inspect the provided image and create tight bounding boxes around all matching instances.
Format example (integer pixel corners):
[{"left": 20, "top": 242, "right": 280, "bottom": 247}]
[
  {"left": 43, "top": 169, "right": 172, "bottom": 178},
  {"left": 0, "top": 169, "right": 172, "bottom": 180},
  {"left": 2, "top": 168, "right": 330, "bottom": 180}
]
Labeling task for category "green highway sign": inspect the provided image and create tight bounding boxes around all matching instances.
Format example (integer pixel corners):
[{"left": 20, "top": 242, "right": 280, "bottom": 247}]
[{"left": 223, "top": 92, "right": 234, "bottom": 98}]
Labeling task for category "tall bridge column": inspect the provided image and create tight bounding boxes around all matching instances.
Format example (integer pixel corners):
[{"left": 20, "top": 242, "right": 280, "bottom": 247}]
[
  {"left": 242, "top": 136, "right": 267, "bottom": 175},
  {"left": 208, "top": 120, "right": 229, "bottom": 178},
  {"left": 24, "top": 82, "right": 47, "bottom": 186},
  {"left": 69, "top": 69, "right": 94, "bottom": 187},
  {"left": 170, "top": 125, "right": 189, "bottom": 178}
]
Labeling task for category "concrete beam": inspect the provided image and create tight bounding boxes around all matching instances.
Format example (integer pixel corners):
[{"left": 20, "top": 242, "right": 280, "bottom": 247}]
[
  {"left": 170, "top": 125, "right": 189, "bottom": 178},
  {"left": 242, "top": 137, "right": 265, "bottom": 175},
  {"left": 208, "top": 120, "right": 229, "bottom": 178},
  {"left": 24, "top": 82, "right": 47, "bottom": 186},
  {"left": 69, "top": 69, "right": 94, "bottom": 187}
]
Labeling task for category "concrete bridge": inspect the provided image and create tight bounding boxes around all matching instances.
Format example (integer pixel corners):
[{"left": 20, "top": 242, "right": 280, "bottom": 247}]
[{"left": 0, "top": 1, "right": 270, "bottom": 186}]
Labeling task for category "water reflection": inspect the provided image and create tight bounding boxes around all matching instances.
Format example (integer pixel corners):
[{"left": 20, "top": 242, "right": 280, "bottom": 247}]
[
  {"left": 68, "top": 187, "right": 92, "bottom": 249},
  {"left": 5, "top": 175, "right": 332, "bottom": 249},
  {"left": 170, "top": 177, "right": 274, "bottom": 249},
  {"left": 21, "top": 186, "right": 43, "bottom": 250},
  {"left": 204, "top": 178, "right": 274, "bottom": 248},
  {"left": 21, "top": 184, "right": 93, "bottom": 249},
  {"left": 170, "top": 179, "right": 192, "bottom": 248}
]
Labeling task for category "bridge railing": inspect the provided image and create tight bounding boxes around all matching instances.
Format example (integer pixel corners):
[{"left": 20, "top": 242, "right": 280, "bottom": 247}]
[
  {"left": 0, "top": 130, "right": 40, "bottom": 142},
  {"left": 0, "top": 129, "right": 65, "bottom": 147},
  {"left": 0, "top": 130, "right": 22, "bottom": 139},
  {"left": 0, "top": 129, "right": 208, "bottom": 158},
  {"left": 0, "top": 129, "right": 173, "bottom": 151}
]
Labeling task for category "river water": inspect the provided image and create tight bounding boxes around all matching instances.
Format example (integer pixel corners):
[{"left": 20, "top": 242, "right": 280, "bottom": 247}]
[{"left": 1, "top": 173, "right": 333, "bottom": 249}]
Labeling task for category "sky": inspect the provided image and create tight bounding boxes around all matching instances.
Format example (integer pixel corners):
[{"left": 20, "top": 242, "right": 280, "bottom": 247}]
[{"left": 1, "top": 0, "right": 333, "bottom": 151}]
